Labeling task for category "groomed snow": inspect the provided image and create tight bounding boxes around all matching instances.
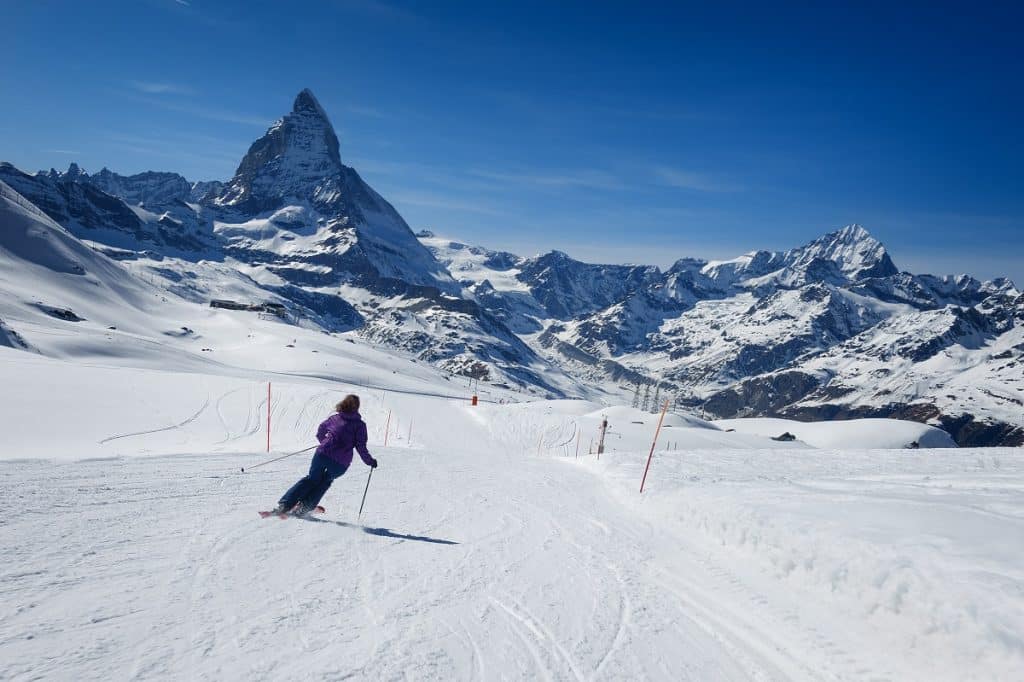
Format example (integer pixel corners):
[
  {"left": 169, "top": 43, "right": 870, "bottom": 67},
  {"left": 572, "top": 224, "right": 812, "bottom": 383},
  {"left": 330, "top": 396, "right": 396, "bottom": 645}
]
[{"left": 1, "top": 349, "right": 1022, "bottom": 680}]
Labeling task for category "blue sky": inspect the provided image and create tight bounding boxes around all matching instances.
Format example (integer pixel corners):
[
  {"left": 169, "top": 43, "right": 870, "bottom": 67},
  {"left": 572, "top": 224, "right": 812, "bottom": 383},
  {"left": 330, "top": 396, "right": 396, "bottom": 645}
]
[{"left": 2, "top": 1, "right": 1022, "bottom": 283}]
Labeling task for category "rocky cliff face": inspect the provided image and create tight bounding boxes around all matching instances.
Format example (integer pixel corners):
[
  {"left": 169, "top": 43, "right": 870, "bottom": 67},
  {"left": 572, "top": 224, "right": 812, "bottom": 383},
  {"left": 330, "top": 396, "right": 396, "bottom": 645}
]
[
  {"left": 88, "top": 169, "right": 192, "bottom": 207},
  {"left": 214, "top": 89, "right": 344, "bottom": 215},
  {"left": 0, "top": 161, "right": 210, "bottom": 252}
]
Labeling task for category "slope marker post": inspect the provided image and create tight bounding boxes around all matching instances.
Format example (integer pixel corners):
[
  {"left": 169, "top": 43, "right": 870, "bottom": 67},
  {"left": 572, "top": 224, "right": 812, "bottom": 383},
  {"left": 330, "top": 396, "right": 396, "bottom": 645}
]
[
  {"left": 640, "top": 399, "right": 670, "bottom": 494},
  {"left": 597, "top": 416, "right": 608, "bottom": 459},
  {"left": 266, "top": 382, "right": 271, "bottom": 453},
  {"left": 383, "top": 410, "right": 392, "bottom": 447}
]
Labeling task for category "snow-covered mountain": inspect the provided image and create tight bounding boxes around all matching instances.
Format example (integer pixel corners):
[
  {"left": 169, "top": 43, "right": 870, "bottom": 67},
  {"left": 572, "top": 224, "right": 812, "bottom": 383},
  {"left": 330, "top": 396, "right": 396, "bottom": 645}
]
[
  {"left": 0, "top": 179, "right": 182, "bottom": 353},
  {"left": 1, "top": 90, "right": 1021, "bottom": 444},
  {"left": 209, "top": 89, "right": 456, "bottom": 293},
  {"left": 421, "top": 230, "right": 1022, "bottom": 446},
  {"left": 0, "top": 92, "right": 577, "bottom": 397}
]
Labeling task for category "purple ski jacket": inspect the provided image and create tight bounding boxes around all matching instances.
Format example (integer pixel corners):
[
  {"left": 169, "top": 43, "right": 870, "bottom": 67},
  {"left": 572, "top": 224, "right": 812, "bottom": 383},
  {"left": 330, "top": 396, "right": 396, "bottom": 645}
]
[{"left": 315, "top": 411, "right": 375, "bottom": 468}]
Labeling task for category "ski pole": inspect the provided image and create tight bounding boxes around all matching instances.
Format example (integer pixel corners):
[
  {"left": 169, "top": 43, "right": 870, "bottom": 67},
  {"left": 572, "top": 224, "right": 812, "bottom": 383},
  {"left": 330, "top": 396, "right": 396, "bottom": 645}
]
[
  {"left": 240, "top": 444, "right": 316, "bottom": 473},
  {"left": 357, "top": 468, "right": 374, "bottom": 521}
]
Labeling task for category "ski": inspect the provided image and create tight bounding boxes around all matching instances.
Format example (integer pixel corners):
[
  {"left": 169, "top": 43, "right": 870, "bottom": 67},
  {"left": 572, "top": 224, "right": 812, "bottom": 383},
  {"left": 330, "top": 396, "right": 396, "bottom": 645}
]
[{"left": 258, "top": 505, "right": 325, "bottom": 519}]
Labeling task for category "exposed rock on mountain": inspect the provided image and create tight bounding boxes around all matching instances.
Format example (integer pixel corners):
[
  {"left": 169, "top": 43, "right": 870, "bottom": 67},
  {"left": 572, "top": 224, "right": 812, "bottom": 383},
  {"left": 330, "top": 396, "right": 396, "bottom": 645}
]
[
  {"left": 210, "top": 88, "right": 455, "bottom": 294},
  {"left": 0, "top": 162, "right": 212, "bottom": 252},
  {"left": 214, "top": 89, "right": 344, "bottom": 215},
  {"left": 422, "top": 230, "right": 1022, "bottom": 445},
  {"left": 88, "top": 169, "right": 192, "bottom": 207}
]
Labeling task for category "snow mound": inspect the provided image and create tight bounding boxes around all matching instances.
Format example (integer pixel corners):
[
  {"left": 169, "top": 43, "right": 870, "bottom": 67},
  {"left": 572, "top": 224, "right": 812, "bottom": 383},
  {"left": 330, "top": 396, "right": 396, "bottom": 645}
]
[
  {"left": 590, "top": 404, "right": 720, "bottom": 430},
  {"left": 715, "top": 417, "right": 956, "bottom": 448}
]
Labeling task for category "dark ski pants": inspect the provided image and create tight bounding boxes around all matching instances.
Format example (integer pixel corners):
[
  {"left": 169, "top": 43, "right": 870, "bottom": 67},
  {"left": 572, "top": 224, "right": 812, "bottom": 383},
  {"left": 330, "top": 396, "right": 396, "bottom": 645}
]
[{"left": 279, "top": 453, "right": 349, "bottom": 510}]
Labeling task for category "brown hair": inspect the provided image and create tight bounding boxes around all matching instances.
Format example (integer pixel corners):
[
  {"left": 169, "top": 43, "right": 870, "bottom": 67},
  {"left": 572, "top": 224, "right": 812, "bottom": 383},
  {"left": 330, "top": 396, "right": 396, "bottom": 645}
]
[{"left": 336, "top": 394, "right": 360, "bottom": 414}]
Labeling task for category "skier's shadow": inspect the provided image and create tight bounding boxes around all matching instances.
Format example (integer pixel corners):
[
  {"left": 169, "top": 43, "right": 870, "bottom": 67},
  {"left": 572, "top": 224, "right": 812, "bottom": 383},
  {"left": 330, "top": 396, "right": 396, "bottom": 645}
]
[{"left": 305, "top": 517, "right": 459, "bottom": 545}]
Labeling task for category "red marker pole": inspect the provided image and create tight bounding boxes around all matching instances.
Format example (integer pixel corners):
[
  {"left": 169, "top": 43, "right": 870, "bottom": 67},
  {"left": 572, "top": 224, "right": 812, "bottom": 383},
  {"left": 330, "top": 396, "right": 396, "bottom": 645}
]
[
  {"left": 407, "top": 421, "right": 413, "bottom": 447},
  {"left": 383, "top": 410, "right": 392, "bottom": 447},
  {"left": 575, "top": 431, "right": 580, "bottom": 459},
  {"left": 640, "top": 399, "right": 670, "bottom": 494},
  {"left": 266, "top": 382, "right": 271, "bottom": 453}
]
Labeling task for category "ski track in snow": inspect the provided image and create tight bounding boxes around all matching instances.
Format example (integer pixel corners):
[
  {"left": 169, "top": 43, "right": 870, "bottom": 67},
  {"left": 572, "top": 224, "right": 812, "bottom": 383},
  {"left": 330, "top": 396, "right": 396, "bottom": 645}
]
[
  {"left": 0, "top": 453, "right": 784, "bottom": 679},
  {"left": 99, "top": 395, "right": 213, "bottom": 445}
]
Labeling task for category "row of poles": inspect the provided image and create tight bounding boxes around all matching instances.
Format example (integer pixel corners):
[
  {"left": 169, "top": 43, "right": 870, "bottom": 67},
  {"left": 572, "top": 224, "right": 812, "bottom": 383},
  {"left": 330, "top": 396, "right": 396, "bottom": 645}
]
[
  {"left": 259, "top": 382, "right": 671, "bottom": 503},
  {"left": 539, "top": 399, "right": 672, "bottom": 494},
  {"left": 264, "top": 382, "right": 417, "bottom": 453}
]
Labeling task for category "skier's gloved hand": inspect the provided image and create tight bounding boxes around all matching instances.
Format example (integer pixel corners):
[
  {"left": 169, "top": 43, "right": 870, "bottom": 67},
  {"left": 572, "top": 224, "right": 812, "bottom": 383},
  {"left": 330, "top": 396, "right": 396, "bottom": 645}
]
[{"left": 369, "top": 457, "right": 378, "bottom": 469}]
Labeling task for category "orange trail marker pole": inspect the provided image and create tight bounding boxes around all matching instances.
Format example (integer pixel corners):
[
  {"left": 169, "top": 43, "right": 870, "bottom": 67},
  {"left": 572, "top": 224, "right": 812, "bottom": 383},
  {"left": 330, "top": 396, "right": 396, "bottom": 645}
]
[
  {"left": 640, "top": 399, "right": 670, "bottom": 493},
  {"left": 266, "top": 382, "right": 271, "bottom": 453},
  {"left": 383, "top": 410, "right": 392, "bottom": 447}
]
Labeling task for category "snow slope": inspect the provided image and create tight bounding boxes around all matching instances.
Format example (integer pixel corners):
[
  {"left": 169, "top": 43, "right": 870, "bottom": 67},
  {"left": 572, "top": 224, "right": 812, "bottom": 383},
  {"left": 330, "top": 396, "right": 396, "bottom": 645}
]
[
  {"left": 1, "top": 348, "right": 1022, "bottom": 680},
  {"left": 0, "top": 179, "right": 182, "bottom": 343}
]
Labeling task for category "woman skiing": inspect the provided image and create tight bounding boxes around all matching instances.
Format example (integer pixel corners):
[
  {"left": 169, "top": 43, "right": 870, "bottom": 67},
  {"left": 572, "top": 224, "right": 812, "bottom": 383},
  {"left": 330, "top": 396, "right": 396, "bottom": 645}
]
[{"left": 272, "top": 394, "right": 377, "bottom": 516}]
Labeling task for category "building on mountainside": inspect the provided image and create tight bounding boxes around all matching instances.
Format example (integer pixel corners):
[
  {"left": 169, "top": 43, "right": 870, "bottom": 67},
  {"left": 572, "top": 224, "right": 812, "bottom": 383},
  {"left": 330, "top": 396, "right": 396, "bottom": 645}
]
[
  {"left": 251, "top": 302, "right": 288, "bottom": 317},
  {"left": 210, "top": 299, "right": 248, "bottom": 311},
  {"left": 209, "top": 300, "right": 289, "bottom": 318}
]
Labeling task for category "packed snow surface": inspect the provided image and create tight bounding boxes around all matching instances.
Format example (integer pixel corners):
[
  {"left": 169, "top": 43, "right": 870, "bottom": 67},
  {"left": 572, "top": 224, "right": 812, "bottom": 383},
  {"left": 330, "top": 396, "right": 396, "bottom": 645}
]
[{"left": 1, "top": 348, "right": 1022, "bottom": 680}]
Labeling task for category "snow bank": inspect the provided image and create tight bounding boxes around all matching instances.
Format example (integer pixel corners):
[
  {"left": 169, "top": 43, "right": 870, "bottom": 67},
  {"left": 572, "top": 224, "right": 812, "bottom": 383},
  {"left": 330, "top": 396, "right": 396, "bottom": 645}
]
[
  {"left": 716, "top": 416, "right": 956, "bottom": 448},
  {"left": 576, "top": 447, "right": 1023, "bottom": 680}
]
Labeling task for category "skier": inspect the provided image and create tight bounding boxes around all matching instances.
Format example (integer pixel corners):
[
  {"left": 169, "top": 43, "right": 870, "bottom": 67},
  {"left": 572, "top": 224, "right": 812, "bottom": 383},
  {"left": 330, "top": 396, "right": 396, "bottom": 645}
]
[{"left": 271, "top": 394, "right": 378, "bottom": 516}]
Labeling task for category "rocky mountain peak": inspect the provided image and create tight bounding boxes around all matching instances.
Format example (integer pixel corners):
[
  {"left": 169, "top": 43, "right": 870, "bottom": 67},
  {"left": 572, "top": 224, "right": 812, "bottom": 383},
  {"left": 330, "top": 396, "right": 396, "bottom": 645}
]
[
  {"left": 787, "top": 223, "right": 898, "bottom": 282},
  {"left": 834, "top": 223, "right": 870, "bottom": 242},
  {"left": 88, "top": 168, "right": 192, "bottom": 206},
  {"left": 65, "top": 163, "right": 87, "bottom": 180},
  {"left": 293, "top": 88, "right": 329, "bottom": 117},
  {"left": 212, "top": 89, "right": 343, "bottom": 213}
]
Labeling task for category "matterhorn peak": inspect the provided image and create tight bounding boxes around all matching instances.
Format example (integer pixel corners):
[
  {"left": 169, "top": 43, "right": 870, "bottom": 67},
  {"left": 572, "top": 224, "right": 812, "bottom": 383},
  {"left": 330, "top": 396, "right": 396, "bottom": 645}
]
[
  {"left": 292, "top": 88, "right": 329, "bottom": 118},
  {"left": 212, "top": 89, "right": 343, "bottom": 213}
]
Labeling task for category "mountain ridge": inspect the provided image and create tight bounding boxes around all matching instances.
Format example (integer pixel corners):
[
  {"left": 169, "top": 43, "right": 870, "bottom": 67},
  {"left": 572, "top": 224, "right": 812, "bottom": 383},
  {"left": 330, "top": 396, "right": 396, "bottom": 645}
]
[{"left": 1, "top": 89, "right": 1021, "bottom": 445}]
